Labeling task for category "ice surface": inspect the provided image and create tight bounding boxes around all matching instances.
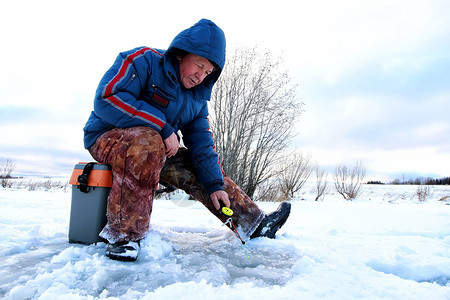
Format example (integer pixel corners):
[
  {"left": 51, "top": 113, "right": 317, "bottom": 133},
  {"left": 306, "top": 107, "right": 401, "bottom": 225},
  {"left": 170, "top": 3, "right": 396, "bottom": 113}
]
[{"left": 0, "top": 183, "right": 449, "bottom": 299}]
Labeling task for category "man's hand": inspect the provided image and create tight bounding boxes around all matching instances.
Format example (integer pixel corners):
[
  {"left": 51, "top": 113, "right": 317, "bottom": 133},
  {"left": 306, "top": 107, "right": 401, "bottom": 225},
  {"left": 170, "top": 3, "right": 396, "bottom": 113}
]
[
  {"left": 210, "top": 190, "right": 230, "bottom": 210},
  {"left": 164, "top": 133, "right": 179, "bottom": 158}
]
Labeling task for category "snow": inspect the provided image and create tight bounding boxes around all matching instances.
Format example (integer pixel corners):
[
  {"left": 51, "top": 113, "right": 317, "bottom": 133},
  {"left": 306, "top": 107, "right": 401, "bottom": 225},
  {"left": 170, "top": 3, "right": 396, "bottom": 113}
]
[{"left": 0, "top": 183, "right": 449, "bottom": 299}]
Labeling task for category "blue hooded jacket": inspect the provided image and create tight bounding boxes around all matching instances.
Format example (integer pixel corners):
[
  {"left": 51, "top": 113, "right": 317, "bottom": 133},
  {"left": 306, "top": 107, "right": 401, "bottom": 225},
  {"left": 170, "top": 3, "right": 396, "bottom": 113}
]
[{"left": 83, "top": 19, "right": 226, "bottom": 194}]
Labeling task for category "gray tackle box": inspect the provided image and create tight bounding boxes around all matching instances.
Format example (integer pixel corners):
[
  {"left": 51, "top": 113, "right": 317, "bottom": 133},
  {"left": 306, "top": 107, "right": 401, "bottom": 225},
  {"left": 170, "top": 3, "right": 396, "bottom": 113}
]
[{"left": 68, "top": 162, "right": 112, "bottom": 244}]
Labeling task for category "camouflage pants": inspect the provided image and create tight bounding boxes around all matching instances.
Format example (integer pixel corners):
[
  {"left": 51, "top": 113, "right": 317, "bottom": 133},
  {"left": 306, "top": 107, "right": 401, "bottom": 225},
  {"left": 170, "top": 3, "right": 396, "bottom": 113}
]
[{"left": 88, "top": 126, "right": 265, "bottom": 243}]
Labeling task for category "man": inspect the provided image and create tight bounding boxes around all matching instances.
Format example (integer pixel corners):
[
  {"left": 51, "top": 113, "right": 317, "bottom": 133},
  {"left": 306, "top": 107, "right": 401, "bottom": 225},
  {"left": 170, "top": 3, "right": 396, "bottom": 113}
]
[{"left": 83, "top": 19, "right": 291, "bottom": 261}]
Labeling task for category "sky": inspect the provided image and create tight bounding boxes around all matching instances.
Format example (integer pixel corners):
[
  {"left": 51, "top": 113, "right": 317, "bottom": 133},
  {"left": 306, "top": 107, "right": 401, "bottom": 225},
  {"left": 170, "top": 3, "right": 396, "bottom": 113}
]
[{"left": 0, "top": 0, "right": 449, "bottom": 182}]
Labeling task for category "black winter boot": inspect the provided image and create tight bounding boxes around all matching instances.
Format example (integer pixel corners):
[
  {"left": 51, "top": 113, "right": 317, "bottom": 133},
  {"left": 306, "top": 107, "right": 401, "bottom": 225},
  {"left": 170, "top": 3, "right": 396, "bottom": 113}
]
[
  {"left": 105, "top": 241, "right": 140, "bottom": 262},
  {"left": 250, "top": 202, "right": 291, "bottom": 239}
]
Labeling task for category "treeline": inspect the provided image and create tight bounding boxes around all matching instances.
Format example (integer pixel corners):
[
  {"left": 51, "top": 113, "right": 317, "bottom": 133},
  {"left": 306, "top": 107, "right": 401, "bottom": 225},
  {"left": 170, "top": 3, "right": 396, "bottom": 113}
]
[
  {"left": 390, "top": 176, "right": 450, "bottom": 185},
  {"left": 424, "top": 177, "right": 450, "bottom": 185}
]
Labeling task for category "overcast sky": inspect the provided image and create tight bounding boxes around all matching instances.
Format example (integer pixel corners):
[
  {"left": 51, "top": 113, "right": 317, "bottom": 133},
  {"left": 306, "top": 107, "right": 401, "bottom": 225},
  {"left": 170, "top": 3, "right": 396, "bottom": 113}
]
[{"left": 1, "top": 0, "right": 449, "bottom": 181}]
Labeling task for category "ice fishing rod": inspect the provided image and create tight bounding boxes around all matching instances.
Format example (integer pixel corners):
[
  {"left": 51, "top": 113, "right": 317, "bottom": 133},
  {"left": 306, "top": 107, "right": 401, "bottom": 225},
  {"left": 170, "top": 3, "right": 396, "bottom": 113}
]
[
  {"left": 219, "top": 201, "right": 250, "bottom": 259},
  {"left": 219, "top": 202, "right": 247, "bottom": 246}
]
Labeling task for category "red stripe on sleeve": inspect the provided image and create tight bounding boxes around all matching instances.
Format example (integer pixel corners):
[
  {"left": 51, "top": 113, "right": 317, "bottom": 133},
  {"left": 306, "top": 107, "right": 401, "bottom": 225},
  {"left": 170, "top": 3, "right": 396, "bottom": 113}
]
[{"left": 107, "top": 96, "right": 165, "bottom": 129}]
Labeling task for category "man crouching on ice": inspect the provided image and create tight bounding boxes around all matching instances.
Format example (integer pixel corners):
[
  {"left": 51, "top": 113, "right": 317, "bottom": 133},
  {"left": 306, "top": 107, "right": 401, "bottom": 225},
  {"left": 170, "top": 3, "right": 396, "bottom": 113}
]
[{"left": 83, "top": 19, "right": 291, "bottom": 261}]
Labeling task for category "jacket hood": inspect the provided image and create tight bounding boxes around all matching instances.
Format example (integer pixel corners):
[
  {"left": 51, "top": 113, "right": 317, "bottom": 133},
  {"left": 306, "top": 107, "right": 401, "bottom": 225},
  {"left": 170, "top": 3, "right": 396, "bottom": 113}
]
[{"left": 166, "top": 19, "right": 226, "bottom": 100}]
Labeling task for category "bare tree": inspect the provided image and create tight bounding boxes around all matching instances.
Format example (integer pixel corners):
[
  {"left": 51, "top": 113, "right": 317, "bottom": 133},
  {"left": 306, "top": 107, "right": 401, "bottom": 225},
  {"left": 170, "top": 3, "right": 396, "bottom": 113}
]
[
  {"left": 1, "top": 159, "right": 16, "bottom": 188},
  {"left": 333, "top": 161, "right": 366, "bottom": 200},
  {"left": 315, "top": 166, "right": 328, "bottom": 201},
  {"left": 278, "top": 151, "right": 314, "bottom": 200},
  {"left": 210, "top": 47, "right": 303, "bottom": 198}
]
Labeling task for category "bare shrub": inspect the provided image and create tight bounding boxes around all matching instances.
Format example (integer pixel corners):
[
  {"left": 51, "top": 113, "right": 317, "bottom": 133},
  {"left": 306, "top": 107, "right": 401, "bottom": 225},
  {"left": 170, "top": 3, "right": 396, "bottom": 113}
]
[
  {"left": 1, "top": 159, "right": 16, "bottom": 188},
  {"left": 278, "top": 151, "right": 314, "bottom": 200},
  {"left": 416, "top": 185, "right": 431, "bottom": 202},
  {"left": 333, "top": 161, "right": 366, "bottom": 200},
  {"left": 315, "top": 166, "right": 329, "bottom": 201}
]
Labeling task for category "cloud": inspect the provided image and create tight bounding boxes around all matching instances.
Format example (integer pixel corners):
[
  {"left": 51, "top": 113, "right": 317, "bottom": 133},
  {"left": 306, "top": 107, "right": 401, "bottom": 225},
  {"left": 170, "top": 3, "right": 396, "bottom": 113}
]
[
  {"left": 335, "top": 53, "right": 450, "bottom": 100},
  {"left": 293, "top": 17, "right": 450, "bottom": 156}
]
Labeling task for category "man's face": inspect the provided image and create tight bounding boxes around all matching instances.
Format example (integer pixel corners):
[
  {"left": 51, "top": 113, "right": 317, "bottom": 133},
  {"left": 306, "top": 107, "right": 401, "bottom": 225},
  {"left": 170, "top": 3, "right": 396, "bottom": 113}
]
[{"left": 178, "top": 53, "right": 214, "bottom": 89}]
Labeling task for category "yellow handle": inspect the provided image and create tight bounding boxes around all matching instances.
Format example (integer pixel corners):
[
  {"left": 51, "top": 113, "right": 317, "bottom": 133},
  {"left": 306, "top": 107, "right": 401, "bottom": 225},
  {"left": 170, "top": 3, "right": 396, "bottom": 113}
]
[{"left": 221, "top": 206, "right": 234, "bottom": 217}]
